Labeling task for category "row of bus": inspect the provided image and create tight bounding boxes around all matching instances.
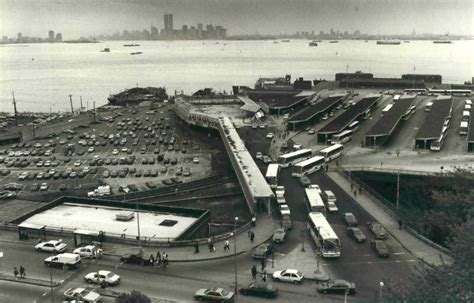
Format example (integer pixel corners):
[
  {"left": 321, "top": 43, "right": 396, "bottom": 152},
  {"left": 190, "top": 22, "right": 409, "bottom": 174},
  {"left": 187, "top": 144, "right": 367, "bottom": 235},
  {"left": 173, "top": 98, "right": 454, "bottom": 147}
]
[
  {"left": 459, "top": 100, "right": 471, "bottom": 136},
  {"left": 405, "top": 88, "right": 472, "bottom": 96}
]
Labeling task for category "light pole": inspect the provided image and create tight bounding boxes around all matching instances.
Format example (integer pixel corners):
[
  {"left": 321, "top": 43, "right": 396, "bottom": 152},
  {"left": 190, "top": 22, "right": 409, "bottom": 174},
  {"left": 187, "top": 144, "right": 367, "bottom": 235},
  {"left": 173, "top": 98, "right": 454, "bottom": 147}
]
[
  {"left": 136, "top": 200, "right": 141, "bottom": 250},
  {"left": 49, "top": 265, "right": 54, "bottom": 303},
  {"left": 315, "top": 251, "right": 322, "bottom": 274},
  {"left": 379, "top": 281, "right": 384, "bottom": 301},
  {"left": 233, "top": 217, "right": 238, "bottom": 297}
]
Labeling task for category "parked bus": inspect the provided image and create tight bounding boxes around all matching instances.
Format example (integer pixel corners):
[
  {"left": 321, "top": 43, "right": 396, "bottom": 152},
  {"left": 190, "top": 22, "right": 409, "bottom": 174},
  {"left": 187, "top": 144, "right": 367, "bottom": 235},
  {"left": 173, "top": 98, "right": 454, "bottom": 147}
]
[
  {"left": 459, "top": 121, "right": 469, "bottom": 136},
  {"left": 292, "top": 155, "right": 325, "bottom": 177},
  {"left": 381, "top": 104, "right": 393, "bottom": 115},
  {"left": 277, "top": 149, "right": 312, "bottom": 167},
  {"left": 425, "top": 101, "right": 433, "bottom": 112},
  {"left": 462, "top": 111, "right": 470, "bottom": 122},
  {"left": 265, "top": 164, "right": 280, "bottom": 189},
  {"left": 465, "top": 100, "right": 472, "bottom": 106},
  {"left": 305, "top": 185, "right": 326, "bottom": 216},
  {"left": 308, "top": 212, "right": 341, "bottom": 258},
  {"left": 404, "top": 88, "right": 427, "bottom": 95},
  {"left": 429, "top": 89, "right": 471, "bottom": 96},
  {"left": 330, "top": 130, "right": 352, "bottom": 145},
  {"left": 348, "top": 120, "right": 359, "bottom": 132},
  {"left": 393, "top": 94, "right": 401, "bottom": 102},
  {"left": 402, "top": 105, "right": 416, "bottom": 121},
  {"left": 319, "top": 144, "right": 344, "bottom": 162},
  {"left": 430, "top": 133, "right": 446, "bottom": 151},
  {"left": 465, "top": 104, "right": 472, "bottom": 112}
]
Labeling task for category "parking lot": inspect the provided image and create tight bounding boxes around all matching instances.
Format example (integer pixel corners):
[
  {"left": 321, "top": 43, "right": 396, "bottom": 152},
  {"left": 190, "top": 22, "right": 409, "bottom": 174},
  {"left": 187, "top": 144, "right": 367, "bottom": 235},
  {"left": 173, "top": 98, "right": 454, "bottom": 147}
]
[{"left": 0, "top": 102, "right": 223, "bottom": 197}]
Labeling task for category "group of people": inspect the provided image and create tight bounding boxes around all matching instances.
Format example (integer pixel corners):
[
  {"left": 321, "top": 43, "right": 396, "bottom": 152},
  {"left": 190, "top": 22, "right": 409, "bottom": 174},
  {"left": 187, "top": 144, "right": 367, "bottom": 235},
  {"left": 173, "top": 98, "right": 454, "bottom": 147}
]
[
  {"left": 148, "top": 252, "right": 169, "bottom": 269},
  {"left": 13, "top": 266, "right": 26, "bottom": 279},
  {"left": 251, "top": 257, "right": 268, "bottom": 282}
]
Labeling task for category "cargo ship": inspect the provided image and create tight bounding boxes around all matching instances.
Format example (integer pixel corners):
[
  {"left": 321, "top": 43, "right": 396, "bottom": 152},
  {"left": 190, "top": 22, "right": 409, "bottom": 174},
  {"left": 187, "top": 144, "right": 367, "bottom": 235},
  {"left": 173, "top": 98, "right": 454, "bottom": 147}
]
[
  {"left": 329, "top": 40, "right": 339, "bottom": 43},
  {"left": 124, "top": 43, "right": 140, "bottom": 47},
  {"left": 376, "top": 40, "right": 401, "bottom": 45},
  {"left": 433, "top": 40, "right": 453, "bottom": 44},
  {"left": 309, "top": 41, "right": 318, "bottom": 46}
]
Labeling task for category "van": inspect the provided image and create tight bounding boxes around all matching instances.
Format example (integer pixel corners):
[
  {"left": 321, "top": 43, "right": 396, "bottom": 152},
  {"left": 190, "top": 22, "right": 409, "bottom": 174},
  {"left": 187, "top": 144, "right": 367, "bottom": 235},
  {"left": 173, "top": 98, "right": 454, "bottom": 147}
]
[
  {"left": 281, "top": 214, "right": 292, "bottom": 230},
  {"left": 44, "top": 253, "right": 81, "bottom": 269},
  {"left": 323, "top": 190, "right": 339, "bottom": 213}
]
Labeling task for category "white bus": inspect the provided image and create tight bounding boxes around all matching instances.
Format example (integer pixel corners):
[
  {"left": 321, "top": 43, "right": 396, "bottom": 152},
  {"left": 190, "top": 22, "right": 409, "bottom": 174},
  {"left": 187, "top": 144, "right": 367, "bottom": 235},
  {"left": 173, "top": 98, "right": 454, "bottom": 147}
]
[
  {"left": 319, "top": 144, "right": 344, "bottom": 162},
  {"left": 348, "top": 120, "right": 359, "bottom": 132},
  {"left": 462, "top": 111, "right": 470, "bottom": 122},
  {"left": 292, "top": 155, "right": 325, "bottom": 177},
  {"left": 265, "top": 164, "right": 280, "bottom": 189},
  {"left": 459, "top": 121, "right": 469, "bottom": 135},
  {"left": 308, "top": 212, "right": 341, "bottom": 258},
  {"left": 404, "top": 88, "right": 427, "bottom": 95},
  {"left": 465, "top": 104, "right": 472, "bottom": 112},
  {"left": 381, "top": 104, "right": 393, "bottom": 115},
  {"left": 305, "top": 186, "right": 326, "bottom": 216},
  {"left": 402, "top": 105, "right": 416, "bottom": 121},
  {"left": 278, "top": 149, "right": 312, "bottom": 167},
  {"left": 330, "top": 130, "right": 352, "bottom": 144},
  {"left": 393, "top": 94, "right": 401, "bottom": 102}
]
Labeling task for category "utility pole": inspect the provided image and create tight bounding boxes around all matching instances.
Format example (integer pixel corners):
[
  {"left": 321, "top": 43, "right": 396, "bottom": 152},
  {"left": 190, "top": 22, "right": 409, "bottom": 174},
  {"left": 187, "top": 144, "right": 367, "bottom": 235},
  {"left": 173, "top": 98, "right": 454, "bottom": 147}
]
[
  {"left": 32, "top": 113, "right": 36, "bottom": 138},
  {"left": 93, "top": 101, "right": 96, "bottom": 123},
  {"left": 80, "top": 96, "right": 83, "bottom": 112},
  {"left": 12, "top": 92, "right": 18, "bottom": 126},
  {"left": 69, "top": 95, "right": 74, "bottom": 115},
  {"left": 396, "top": 171, "right": 400, "bottom": 209}
]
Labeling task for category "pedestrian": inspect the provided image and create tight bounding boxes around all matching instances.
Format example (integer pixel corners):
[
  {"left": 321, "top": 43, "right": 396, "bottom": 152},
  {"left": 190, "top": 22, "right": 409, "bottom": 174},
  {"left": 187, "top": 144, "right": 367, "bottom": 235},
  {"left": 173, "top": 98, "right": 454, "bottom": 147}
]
[
  {"left": 13, "top": 267, "right": 19, "bottom": 279},
  {"left": 260, "top": 258, "right": 266, "bottom": 271},
  {"left": 353, "top": 189, "right": 357, "bottom": 197},
  {"left": 351, "top": 183, "right": 354, "bottom": 191},
  {"left": 359, "top": 186, "right": 362, "bottom": 194},
  {"left": 194, "top": 241, "right": 200, "bottom": 253},
  {"left": 247, "top": 229, "right": 251, "bottom": 238},
  {"left": 224, "top": 240, "right": 230, "bottom": 252},
  {"left": 398, "top": 218, "right": 403, "bottom": 230},
  {"left": 156, "top": 252, "right": 162, "bottom": 268},
  {"left": 19, "top": 266, "right": 25, "bottom": 278},
  {"left": 149, "top": 254, "right": 155, "bottom": 266},
  {"left": 261, "top": 269, "right": 267, "bottom": 282},
  {"left": 251, "top": 216, "right": 256, "bottom": 227},
  {"left": 250, "top": 231, "right": 255, "bottom": 243},
  {"left": 162, "top": 252, "right": 168, "bottom": 269},
  {"left": 381, "top": 161, "right": 383, "bottom": 168},
  {"left": 251, "top": 265, "right": 257, "bottom": 280}
]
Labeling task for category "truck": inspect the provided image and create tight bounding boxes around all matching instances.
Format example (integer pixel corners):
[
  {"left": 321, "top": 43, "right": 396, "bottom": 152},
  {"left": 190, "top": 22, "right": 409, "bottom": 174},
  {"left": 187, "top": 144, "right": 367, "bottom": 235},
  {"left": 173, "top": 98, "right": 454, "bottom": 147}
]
[{"left": 87, "top": 185, "right": 111, "bottom": 197}]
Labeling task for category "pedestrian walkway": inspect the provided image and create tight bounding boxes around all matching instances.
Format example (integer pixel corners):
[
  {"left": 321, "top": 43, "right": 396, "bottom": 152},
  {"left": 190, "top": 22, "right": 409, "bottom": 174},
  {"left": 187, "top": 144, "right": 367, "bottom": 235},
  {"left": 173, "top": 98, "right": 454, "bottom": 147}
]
[
  {"left": 103, "top": 213, "right": 279, "bottom": 263},
  {"left": 327, "top": 171, "right": 452, "bottom": 267},
  {"left": 0, "top": 273, "right": 58, "bottom": 287}
]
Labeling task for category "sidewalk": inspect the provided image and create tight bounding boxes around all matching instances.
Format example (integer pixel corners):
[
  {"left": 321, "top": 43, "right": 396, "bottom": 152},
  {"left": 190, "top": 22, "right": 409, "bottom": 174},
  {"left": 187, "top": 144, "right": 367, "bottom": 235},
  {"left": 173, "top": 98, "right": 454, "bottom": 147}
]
[
  {"left": 0, "top": 273, "right": 58, "bottom": 287},
  {"left": 327, "top": 171, "right": 452, "bottom": 267}
]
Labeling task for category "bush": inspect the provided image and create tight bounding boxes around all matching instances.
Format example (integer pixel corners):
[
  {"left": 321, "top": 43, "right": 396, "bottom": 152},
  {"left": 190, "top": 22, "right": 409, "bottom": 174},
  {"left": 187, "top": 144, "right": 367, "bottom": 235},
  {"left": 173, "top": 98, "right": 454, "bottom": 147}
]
[{"left": 115, "top": 290, "right": 151, "bottom": 303}]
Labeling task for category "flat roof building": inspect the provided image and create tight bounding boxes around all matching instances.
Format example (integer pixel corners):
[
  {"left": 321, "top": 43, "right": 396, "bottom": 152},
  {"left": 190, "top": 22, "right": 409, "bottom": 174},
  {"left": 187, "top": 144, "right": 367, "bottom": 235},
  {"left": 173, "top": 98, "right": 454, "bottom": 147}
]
[{"left": 415, "top": 96, "right": 453, "bottom": 150}]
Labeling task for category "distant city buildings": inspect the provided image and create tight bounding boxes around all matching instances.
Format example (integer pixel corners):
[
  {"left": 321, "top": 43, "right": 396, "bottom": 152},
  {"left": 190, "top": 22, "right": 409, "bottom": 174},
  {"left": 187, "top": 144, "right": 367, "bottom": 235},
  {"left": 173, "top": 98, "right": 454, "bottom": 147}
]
[{"left": 1, "top": 30, "right": 63, "bottom": 44}]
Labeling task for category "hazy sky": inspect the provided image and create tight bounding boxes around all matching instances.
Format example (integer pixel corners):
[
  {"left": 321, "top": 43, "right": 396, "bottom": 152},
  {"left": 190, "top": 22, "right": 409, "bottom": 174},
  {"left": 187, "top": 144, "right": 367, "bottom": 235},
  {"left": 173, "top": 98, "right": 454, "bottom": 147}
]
[{"left": 1, "top": 0, "right": 473, "bottom": 39}]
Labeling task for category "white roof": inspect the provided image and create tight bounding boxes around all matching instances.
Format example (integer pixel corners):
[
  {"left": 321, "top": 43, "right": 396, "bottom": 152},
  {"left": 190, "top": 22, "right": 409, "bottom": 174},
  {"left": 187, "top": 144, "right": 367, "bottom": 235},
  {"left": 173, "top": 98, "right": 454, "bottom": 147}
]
[
  {"left": 74, "top": 229, "right": 100, "bottom": 236},
  {"left": 319, "top": 144, "right": 343, "bottom": 154},
  {"left": 294, "top": 155, "right": 325, "bottom": 168},
  {"left": 305, "top": 187, "right": 325, "bottom": 207},
  {"left": 266, "top": 164, "right": 280, "bottom": 178},
  {"left": 279, "top": 148, "right": 312, "bottom": 159},
  {"left": 308, "top": 212, "right": 339, "bottom": 240},
  {"left": 18, "top": 222, "right": 45, "bottom": 230}
]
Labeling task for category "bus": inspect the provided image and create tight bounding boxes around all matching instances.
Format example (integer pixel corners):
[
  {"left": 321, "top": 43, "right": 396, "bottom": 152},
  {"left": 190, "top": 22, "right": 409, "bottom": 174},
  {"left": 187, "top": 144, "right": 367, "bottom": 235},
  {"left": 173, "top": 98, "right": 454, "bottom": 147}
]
[
  {"left": 277, "top": 149, "right": 312, "bottom": 167},
  {"left": 428, "top": 89, "right": 471, "bottom": 96},
  {"left": 330, "top": 130, "right": 352, "bottom": 144},
  {"left": 292, "top": 155, "right": 325, "bottom": 177},
  {"left": 308, "top": 212, "right": 341, "bottom": 258},
  {"left": 404, "top": 88, "right": 427, "bottom": 95},
  {"left": 348, "top": 120, "right": 359, "bottom": 132},
  {"left": 319, "top": 144, "right": 344, "bottom": 162},
  {"left": 265, "top": 164, "right": 280, "bottom": 189},
  {"left": 305, "top": 185, "right": 326, "bottom": 216},
  {"left": 393, "top": 94, "right": 401, "bottom": 102},
  {"left": 381, "top": 104, "right": 393, "bottom": 115},
  {"left": 402, "top": 105, "right": 416, "bottom": 121},
  {"left": 459, "top": 121, "right": 469, "bottom": 136}
]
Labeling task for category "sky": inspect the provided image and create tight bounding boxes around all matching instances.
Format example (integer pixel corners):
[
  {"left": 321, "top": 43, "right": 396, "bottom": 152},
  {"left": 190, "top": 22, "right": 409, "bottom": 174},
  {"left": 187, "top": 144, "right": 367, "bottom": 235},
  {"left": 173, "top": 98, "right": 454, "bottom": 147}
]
[{"left": 1, "top": 0, "right": 473, "bottom": 39}]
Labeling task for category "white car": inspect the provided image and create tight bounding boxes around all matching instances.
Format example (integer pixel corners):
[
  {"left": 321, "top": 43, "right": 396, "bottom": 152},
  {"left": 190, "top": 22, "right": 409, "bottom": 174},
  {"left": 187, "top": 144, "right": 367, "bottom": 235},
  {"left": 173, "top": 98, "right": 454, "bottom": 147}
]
[
  {"left": 87, "top": 147, "right": 95, "bottom": 153},
  {"left": 193, "top": 157, "right": 200, "bottom": 164},
  {"left": 74, "top": 160, "right": 81, "bottom": 167},
  {"left": 84, "top": 270, "right": 120, "bottom": 286},
  {"left": 40, "top": 183, "right": 49, "bottom": 191},
  {"left": 255, "top": 152, "right": 263, "bottom": 160},
  {"left": 275, "top": 186, "right": 285, "bottom": 197},
  {"left": 73, "top": 245, "right": 103, "bottom": 259},
  {"left": 112, "top": 149, "right": 119, "bottom": 155},
  {"left": 35, "top": 239, "right": 67, "bottom": 253},
  {"left": 307, "top": 129, "right": 315, "bottom": 135},
  {"left": 279, "top": 204, "right": 291, "bottom": 216},
  {"left": 63, "top": 287, "right": 101, "bottom": 303},
  {"left": 327, "top": 201, "right": 339, "bottom": 213},
  {"left": 272, "top": 269, "right": 304, "bottom": 284},
  {"left": 266, "top": 132, "right": 274, "bottom": 139}
]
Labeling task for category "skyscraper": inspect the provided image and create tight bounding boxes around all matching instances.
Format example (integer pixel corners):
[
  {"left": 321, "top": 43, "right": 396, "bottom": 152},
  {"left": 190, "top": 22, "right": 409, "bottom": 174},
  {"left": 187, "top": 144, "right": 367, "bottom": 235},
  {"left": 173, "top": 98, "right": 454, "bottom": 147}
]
[
  {"left": 164, "top": 14, "right": 174, "bottom": 34},
  {"left": 48, "top": 30, "right": 55, "bottom": 42}
]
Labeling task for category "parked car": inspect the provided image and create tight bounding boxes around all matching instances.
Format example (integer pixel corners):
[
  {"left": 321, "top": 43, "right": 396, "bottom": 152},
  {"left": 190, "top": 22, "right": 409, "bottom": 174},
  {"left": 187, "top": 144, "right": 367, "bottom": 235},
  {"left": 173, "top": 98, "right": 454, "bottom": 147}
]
[
  {"left": 120, "top": 253, "right": 150, "bottom": 266},
  {"left": 35, "top": 239, "right": 67, "bottom": 253},
  {"left": 371, "top": 240, "right": 390, "bottom": 257},
  {"left": 272, "top": 269, "right": 304, "bottom": 284},
  {"left": 266, "top": 132, "right": 274, "bottom": 139},
  {"left": 318, "top": 279, "right": 356, "bottom": 295},
  {"left": 239, "top": 282, "right": 278, "bottom": 298},
  {"left": 272, "top": 228, "right": 287, "bottom": 244},
  {"left": 343, "top": 213, "right": 358, "bottom": 226},
  {"left": 44, "top": 253, "right": 81, "bottom": 269},
  {"left": 63, "top": 287, "right": 101, "bottom": 303},
  {"left": 84, "top": 270, "right": 120, "bottom": 286},
  {"left": 194, "top": 287, "right": 234, "bottom": 302},
  {"left": 252, "top": 243, "right": 274, "bottom": 259},
  {"left": 347, "top": 227, "right": 367, "bottom": 243},
  {"left": 73, "top": 245, "right": 103, "bottom": 259},
  {"left": 367, "top": 222, "right": 387, "bottom": 239},
  {"left": 297, "top": 176, "right": 311, "bottom": 187}
]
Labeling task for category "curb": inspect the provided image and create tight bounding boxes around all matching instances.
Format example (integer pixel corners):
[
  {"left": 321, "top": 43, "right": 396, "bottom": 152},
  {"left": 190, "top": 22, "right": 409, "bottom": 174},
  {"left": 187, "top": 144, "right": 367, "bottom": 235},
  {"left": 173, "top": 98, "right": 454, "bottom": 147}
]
[{"left": 0, "top": 275, "right": 59, "bottom": 288}]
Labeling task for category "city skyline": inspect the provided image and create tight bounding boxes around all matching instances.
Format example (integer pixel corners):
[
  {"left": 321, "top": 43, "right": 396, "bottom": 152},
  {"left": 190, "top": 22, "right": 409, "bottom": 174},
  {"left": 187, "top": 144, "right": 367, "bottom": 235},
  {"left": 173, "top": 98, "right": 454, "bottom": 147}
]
[{"left": 1, "top": 0, "right": 473, "bottom": 40}]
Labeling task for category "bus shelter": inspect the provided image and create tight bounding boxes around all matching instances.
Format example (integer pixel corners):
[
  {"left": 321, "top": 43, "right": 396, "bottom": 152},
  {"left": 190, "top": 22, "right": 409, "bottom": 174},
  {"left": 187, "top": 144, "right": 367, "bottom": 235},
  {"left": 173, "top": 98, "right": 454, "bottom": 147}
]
[
  {"left": 73, "top": 229, "right": 104, "bottom": 247},
  {"left": 18, "top": 222, "right": 46, "bottom": 240}
]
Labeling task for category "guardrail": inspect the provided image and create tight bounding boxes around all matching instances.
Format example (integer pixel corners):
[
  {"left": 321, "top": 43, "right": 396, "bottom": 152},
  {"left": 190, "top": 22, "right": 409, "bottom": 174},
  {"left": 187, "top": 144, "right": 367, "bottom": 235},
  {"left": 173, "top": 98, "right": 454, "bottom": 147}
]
[{"left": 345, "top": 166, "right": 445, "bottom": 176}]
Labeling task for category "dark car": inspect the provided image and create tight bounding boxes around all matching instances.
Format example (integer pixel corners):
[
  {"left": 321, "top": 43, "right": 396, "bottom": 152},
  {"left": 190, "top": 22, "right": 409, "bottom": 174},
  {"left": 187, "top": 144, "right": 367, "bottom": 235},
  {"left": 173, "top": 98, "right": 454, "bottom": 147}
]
[
  {"left": 343, "top": 213, "right": 359, "bottom": 226},
  {"left": 239, "top": 282, "right": 278, "bottom": 298},
  {"left": 347, "top": 227, "right": 367, "bottom": 243},
  {"left": 119, "top": 253, "right": 150, "bottom": 266},
  {"left": 297, "top": 176, "right": 311, "bottom": 187},
  {"left": 318, "top": 280, "right": 356, "bottom": 295},
  {"left": 367, "top": 222, "right": 387, "bottom": 239},
  {"left": 252, "top": 243, "right": 274, "bottom": 259},
  {"left": 371, "top": 240, "right": 390, "bottom": 257}
]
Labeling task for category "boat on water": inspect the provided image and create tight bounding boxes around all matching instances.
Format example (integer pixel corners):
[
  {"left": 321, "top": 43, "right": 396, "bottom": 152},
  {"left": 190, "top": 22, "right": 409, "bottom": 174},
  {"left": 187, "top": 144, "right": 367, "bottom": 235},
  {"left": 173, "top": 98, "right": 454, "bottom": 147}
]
[
  {"left": 403, "top": 41, "right": 410, "bottom": 43},
  {"left": 123, "top": 43, "right": 140, "bottom": 47},
  {"left": 100, "top": 48, "right": 110, "bottom": 52},
  {"left": 309, "top": 41, "right": 318, "bottom": 47},
  {"left": 281, "top": 39, "right": 290, "bottom": 42},
  {"left": 433, "top": 40, "right": 453, "bottom": 44},
  {"left": 130, "top": 52, "right": 143, "bottom": 55},
  {"left": 273, "top": 41, "right": 279, "bottom": 44},
  {"left": 329, "top": 40, "right": 339, "bottom": 43},
  {"left": 376, "top": 40, "right": 401, "bottom": 45}
]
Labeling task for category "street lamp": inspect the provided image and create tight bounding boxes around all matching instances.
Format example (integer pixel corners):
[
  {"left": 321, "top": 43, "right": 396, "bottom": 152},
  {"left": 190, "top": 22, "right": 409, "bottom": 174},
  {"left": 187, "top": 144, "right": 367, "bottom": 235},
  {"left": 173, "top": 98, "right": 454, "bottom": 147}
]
[
  {"left": 233, "top": 217, "right": 238, "bottom": 297},
  {"left": 379, "top": 281, "right": 384, "bottom": 301}
]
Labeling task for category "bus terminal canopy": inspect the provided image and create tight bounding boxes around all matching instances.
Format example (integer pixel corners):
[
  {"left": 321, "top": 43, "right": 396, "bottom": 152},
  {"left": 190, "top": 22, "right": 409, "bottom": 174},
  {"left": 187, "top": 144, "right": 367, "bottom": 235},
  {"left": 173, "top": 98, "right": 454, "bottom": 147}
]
[
  {"left": 73, "top": 229, "right": 103, "bottom": 247},
  {"left": 18, "top": 222, "right": 46, "bottom": 240}
]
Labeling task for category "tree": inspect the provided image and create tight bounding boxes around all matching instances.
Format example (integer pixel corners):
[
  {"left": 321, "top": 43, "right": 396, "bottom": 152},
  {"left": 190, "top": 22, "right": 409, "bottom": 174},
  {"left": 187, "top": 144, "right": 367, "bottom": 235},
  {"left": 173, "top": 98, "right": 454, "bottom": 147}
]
[{"left": 115, "top": 290, "right": 152, "bottom": 303}]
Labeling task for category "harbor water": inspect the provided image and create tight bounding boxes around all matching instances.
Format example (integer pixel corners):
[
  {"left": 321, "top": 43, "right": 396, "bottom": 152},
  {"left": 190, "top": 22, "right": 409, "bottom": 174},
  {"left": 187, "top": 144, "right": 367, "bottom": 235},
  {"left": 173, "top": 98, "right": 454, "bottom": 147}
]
[{"left": 1, "top": 39, "right": 473, "bottom": 113}]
